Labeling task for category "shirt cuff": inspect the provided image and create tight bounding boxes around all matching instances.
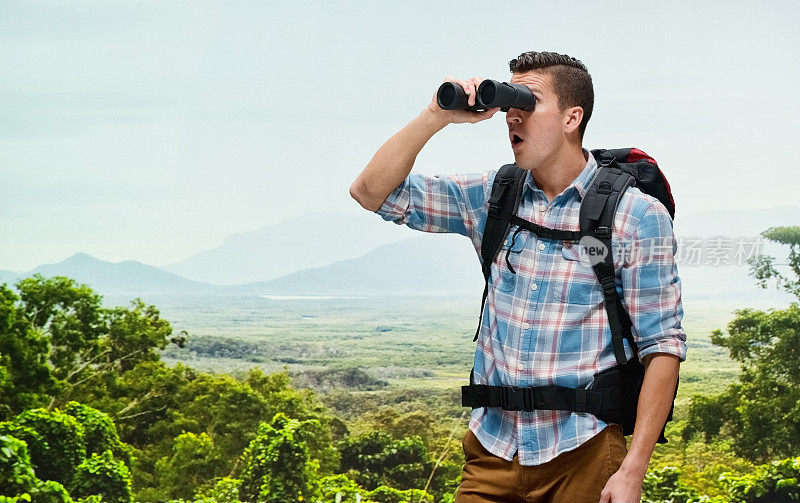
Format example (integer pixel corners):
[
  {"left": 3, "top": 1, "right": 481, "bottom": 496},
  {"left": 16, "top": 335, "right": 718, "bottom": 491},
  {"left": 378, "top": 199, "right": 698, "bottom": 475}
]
[
  {"left": 374, "top": 177, "right": 410, "bottom": 223},
  {"left": 637, "top": 331, "right": 688, "bottom": 363}
]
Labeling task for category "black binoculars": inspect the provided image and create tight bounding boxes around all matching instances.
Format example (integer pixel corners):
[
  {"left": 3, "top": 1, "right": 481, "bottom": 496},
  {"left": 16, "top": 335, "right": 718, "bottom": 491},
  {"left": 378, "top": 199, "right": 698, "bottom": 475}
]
[{"left": 436, "top": 79, "right": 536, "bottom": 113}]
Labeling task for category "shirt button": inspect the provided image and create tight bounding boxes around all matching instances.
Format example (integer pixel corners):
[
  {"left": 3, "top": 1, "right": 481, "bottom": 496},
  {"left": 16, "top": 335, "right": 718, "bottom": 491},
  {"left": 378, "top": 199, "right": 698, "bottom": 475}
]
[
  {"left": 539, "top": 205, "right": 546, "bottom": 212},
  {"left": 530, "top": 283, "right": 538, "bottom": 291},
  {"left": 538, "top": 243, "right": 545, "bottom": 251},
  {"left": 517, "top": 363, "right": 525, "bottom": 371},
  {"left": 523, "top": 322, "right": 530, "bottom": 330}
]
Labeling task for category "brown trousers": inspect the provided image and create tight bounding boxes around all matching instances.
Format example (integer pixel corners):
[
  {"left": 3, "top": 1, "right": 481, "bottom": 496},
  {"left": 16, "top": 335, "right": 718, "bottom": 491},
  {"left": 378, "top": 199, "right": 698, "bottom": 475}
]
[{"left": 455, "top": 424, "right": 628, "bottom": 503}]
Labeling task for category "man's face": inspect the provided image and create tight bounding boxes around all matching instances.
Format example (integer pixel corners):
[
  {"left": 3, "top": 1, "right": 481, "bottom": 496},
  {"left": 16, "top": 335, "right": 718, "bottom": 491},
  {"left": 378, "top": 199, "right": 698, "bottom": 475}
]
[{"left": 506, "top": 70, "right": 575, "bottom": 168}]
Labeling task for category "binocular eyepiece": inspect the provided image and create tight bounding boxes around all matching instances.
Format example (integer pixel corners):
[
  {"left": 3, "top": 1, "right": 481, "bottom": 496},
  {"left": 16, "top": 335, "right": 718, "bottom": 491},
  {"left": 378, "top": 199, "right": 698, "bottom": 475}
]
[{"left": 436, "top": 79, "right": 536, "bottom": 113}]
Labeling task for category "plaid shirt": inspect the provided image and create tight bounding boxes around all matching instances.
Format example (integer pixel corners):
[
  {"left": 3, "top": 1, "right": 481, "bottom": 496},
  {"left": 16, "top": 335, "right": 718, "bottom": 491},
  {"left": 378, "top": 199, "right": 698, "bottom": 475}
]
[{"left": 373, "top": 148, "right": 687, "bottom": 466}]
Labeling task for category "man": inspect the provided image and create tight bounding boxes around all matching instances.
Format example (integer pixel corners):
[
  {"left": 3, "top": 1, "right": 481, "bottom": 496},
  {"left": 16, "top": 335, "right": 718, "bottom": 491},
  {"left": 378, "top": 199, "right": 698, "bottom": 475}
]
[{"left": 349, "top": 51, "right": 686, "bottom": 503}]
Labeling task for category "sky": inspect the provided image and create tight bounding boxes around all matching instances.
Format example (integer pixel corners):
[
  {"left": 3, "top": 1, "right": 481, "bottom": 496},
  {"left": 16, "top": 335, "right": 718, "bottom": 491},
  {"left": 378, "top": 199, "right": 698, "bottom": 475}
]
[{"left": 1, "top": 0, "right": 798, "bottom": 272}]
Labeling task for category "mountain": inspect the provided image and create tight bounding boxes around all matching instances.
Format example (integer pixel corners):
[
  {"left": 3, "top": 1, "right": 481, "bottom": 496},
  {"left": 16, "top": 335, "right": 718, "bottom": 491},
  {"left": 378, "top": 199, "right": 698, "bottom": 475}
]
[
  {"left": 2, "top": 206, "right": 796, "bottom": 304},
  {"left": 4, "top": 252, "right": 223, "bottom": 296},
  {"left": 226, "top": 231, "right": 796, "bottom": 306},
  {"left": 0, "top": 270, "right": 20, "bottom": 286},
  {"left": 229, "top": 233, "right": 485, "bottom": 296},
  {"left": 159, "top": 211, "right": 414, "bottom": 285}
]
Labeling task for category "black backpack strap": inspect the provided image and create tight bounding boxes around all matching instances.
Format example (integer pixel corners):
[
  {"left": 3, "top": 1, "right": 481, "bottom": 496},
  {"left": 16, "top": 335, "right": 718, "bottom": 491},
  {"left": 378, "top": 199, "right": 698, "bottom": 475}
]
[
  {"left": 472, "top": 164, "right": 527, "bottom": 343},
  {"left": 580, "top": 157, "right": 639, "bottom": 366},
  {"left": 481, "top": 164, "right": 527, "bottom": 278},
  {"left": 461, "top": 383, "right": 621, "bottom": 417}
]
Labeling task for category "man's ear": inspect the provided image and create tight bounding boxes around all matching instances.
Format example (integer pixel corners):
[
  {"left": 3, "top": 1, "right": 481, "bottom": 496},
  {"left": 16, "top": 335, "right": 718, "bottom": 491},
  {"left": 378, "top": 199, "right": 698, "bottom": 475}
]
[{"left": 564, "top": 106, "right": 584, "bottom": 135}]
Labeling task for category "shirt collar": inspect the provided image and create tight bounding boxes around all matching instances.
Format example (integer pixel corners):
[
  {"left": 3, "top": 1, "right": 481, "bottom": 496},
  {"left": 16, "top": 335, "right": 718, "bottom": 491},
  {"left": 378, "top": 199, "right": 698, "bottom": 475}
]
[{"left": 524, "top": 148, "right": 598, "bottom": 202}]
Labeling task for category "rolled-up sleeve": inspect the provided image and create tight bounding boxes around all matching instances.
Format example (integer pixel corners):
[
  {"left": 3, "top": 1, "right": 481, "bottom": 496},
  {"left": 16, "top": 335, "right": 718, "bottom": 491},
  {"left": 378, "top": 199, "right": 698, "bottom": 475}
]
[
  {"left": 374, "top": 170, "right": 495, "bottom": 248},
  {"left": 621, "top": 198, "right": 688, "bottom": 363}
]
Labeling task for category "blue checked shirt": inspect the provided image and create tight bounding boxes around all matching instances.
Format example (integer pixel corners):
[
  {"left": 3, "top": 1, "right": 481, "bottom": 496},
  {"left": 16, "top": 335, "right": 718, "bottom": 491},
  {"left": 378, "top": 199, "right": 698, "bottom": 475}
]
[{"left": 373, "top": 148, "right": 687, "bottom": 466}]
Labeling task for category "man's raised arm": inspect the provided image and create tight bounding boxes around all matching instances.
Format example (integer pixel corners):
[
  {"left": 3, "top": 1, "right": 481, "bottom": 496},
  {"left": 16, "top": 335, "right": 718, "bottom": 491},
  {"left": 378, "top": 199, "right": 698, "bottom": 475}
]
[{"left": 349, "top": 76, "right": 500, "bottom": 212}]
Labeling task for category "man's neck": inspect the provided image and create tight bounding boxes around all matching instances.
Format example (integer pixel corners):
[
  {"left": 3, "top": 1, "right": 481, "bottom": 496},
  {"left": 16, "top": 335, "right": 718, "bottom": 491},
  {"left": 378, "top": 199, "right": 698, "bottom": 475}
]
[{"left": 529, "top": 145, "right": 588, "bottom": 203}]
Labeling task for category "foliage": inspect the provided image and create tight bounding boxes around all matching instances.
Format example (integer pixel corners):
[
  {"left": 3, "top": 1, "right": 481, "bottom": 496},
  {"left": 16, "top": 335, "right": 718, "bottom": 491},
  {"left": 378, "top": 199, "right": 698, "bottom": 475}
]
[
  {"left": 238, "top": 412, "right": 321, "bottom": 503},
  {"left": 2, "top": 274, "right": 181, "bottom": 415},
  {"left": 0, "top": 434, "right": 39, "bottom": 495},
  {"left": 63, "top": 401, "right": 134, "bottom": 470},
  {"left": 96, "top": 364, "right": 340, "bottom": 501},
  {"left": 0, "top": 408, "right": 86, "bottom": 487},
  {"left": 338, "top": 431, "right": 433, "bottom": 492},
  {"left": 292, "top": 367, "right": 388, "bottom": 393},
  {"left": 684, "top": 228, "right": 800, "bottom": 463},
  {"left": 318, "top": 474, "right": 372, "bottom": 503},
  {"left": 720, "top": 456, "right": 800, "bottom": 502},
  {"left": 642, "top": 466, "right": 703, "bottom": 503},
  {"left": 0, "top": 434, "right": 74, "bottom": 503},
  {"left": 748, "top": 225, "right": 800, "bottom": 301},
  {"left": 366, "top": 486, "right": 433, "bottom": 503},
  {"left": 0, "top": 284, "right": 56, "bottom": 419},
  {"left": 70, "top": 450, "right": 132, "bottom": 503},
  {"left": 153, "top": 432, "right": 227, "bottom": 501},
  {"left": 193, "top": 477, "right": 244, "bottom": 503},
  {"left": 684, "top": 303, "right": 800, "bottom": 461}
]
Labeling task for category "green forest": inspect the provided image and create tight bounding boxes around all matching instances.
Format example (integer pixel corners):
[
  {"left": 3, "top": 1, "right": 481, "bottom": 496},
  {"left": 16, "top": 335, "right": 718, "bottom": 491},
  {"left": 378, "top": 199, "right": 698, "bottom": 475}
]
[{"left": 1, "top": 225, "right": 799, "bottom": 503}]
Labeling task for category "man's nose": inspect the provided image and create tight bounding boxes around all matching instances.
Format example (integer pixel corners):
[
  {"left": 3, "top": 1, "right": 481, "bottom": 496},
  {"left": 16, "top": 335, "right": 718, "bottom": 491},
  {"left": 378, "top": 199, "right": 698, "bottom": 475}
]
[{"left": 506, "top": 113, "right": 522, "bottom": 124}]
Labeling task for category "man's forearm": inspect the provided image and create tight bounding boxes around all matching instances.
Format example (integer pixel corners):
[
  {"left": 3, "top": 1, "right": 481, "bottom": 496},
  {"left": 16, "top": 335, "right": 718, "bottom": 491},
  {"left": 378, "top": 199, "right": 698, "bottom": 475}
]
[
  {"left": 619, "top": 353, "right": 681, "bottom": 480},
  {"left": 349, "top": 107, "right": 447, "bottom": 212}
]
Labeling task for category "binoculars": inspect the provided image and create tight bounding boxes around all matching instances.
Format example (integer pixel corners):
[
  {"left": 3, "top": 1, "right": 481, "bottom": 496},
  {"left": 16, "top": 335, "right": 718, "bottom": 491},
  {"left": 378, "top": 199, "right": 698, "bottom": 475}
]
[{"left": 436, "top": 79, "right": 536, "bottom": 113}]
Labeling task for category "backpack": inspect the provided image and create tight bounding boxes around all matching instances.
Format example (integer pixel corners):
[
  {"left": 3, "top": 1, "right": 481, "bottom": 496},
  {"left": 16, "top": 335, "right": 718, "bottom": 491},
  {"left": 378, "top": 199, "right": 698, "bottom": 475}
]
[{"left": 460, "top": 147, "right": 678, "bottom": 443}]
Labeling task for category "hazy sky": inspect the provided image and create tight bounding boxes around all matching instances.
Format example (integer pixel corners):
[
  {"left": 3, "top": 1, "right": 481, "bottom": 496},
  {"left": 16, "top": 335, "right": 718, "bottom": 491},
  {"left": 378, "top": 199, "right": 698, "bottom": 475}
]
[{"left": 1, "top": 0, "right": 797, "bottom": 272}]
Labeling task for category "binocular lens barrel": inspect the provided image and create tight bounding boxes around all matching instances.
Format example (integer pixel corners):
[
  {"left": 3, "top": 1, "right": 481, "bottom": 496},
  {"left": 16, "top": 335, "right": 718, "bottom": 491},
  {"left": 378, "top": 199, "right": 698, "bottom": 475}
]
[
  {"left": 477, "top": 80, "right": 536, "bottom": 112},
  {"left": 436, "top": 79, "right": 536, "bottom": 112},
  {"left": 436, "top": 81, "right": 487, "bottom": 112}
]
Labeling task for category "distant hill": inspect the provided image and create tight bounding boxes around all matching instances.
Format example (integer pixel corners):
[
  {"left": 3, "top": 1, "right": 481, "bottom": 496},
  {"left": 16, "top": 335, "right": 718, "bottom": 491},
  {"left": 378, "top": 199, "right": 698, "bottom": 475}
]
[
  {"left": 1, "top": 205, "right": 796, "bottom": 306},
  {"left": 2, "top": 252, "right": 223, "bottom": 296},
  {"left": 0, "top": 270, "right": 19, "bottom": 286},
  {"left": 159, "top": 211, "right": 413, "bottom": 285},
  {"left": 160, "top": 206, "right": 800, "bottom": 287},
  {"left": 229, "top": 233, "right": 484, "bottom": 297}
]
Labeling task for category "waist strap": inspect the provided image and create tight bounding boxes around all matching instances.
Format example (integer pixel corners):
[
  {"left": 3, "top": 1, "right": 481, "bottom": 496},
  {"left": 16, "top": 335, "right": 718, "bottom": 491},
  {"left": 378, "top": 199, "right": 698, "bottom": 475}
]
[{"left": 461, "top": 384, "right": 620, "bottom": 415}]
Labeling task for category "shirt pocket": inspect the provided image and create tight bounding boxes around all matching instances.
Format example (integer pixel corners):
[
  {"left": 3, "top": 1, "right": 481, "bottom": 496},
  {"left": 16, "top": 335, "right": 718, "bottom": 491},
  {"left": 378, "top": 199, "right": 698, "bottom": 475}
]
[
  {"left": 552, "top": 242, "right": 604, "bottom": 305},
  {"left": 494, "top": 227, "right": 528, "bottom": 293}
]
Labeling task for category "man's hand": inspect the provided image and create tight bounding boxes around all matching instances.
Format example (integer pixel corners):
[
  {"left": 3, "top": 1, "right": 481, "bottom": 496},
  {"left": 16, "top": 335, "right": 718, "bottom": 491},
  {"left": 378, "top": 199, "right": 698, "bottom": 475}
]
[
  {"left": 598, "top": 466, "right": 644, "bottom": 503},
  {"left": 425, "top": 76, "right": 501, "bottom": 125}
]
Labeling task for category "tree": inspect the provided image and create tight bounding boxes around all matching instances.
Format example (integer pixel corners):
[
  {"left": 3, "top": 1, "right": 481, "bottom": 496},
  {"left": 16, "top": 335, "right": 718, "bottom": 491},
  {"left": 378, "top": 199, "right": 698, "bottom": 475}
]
[
  {"left": 0, "top": 408, "right": 86, "bottom": 487},
  {"left": 748, "top": 226, "right": 800, "bottom": 301},
  {"left": 238, "top": 412, "right": 321, "bottom": 503},
  {"left": 0, "top": 284, "right": 56, "bottom": 419},
  {"left": 0, "top": 434, "right": 39, "bottom": 496},
  {"left": 720, "top": 456, "right": 800, "bottom": 502},
  {"left": 71, "top": 450, "right": 133, "bottom": 503},
  {"left": 1, "top": 274, "right": 184, "bottom": 416},
  {"left": 684, "top": 226, "right": 800, "bottom": 462},
  {"left": 641, "top": 466, "right": 702, "bottom": 503},
  {"left": 0, "top": 403, "right": 135, "bottom": 503},
  {"left": 63, "top": 401, "right": 134, "bottom": 470},
  {"left": 338, "top": 431, "right": 433, "bottom": 492},
  {"left": 154, "top": 432, "right": 226, "bottom": 501}
]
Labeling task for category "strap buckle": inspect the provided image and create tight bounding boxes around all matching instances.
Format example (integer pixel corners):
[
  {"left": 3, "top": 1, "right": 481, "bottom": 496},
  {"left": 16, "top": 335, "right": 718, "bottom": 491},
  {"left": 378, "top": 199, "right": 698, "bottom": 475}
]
[
  {"left": 595, "top": 226, "right": 611, "bottom": 238},
  {"left": 600, "top": 276, "right": 617, "bottom": 295}
]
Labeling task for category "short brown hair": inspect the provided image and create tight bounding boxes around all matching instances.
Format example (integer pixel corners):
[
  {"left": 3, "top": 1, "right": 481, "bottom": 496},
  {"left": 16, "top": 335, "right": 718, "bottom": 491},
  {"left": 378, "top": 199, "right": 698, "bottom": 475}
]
[{"left": 508, "top": 51, "right": 594, "bottom": 141}]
